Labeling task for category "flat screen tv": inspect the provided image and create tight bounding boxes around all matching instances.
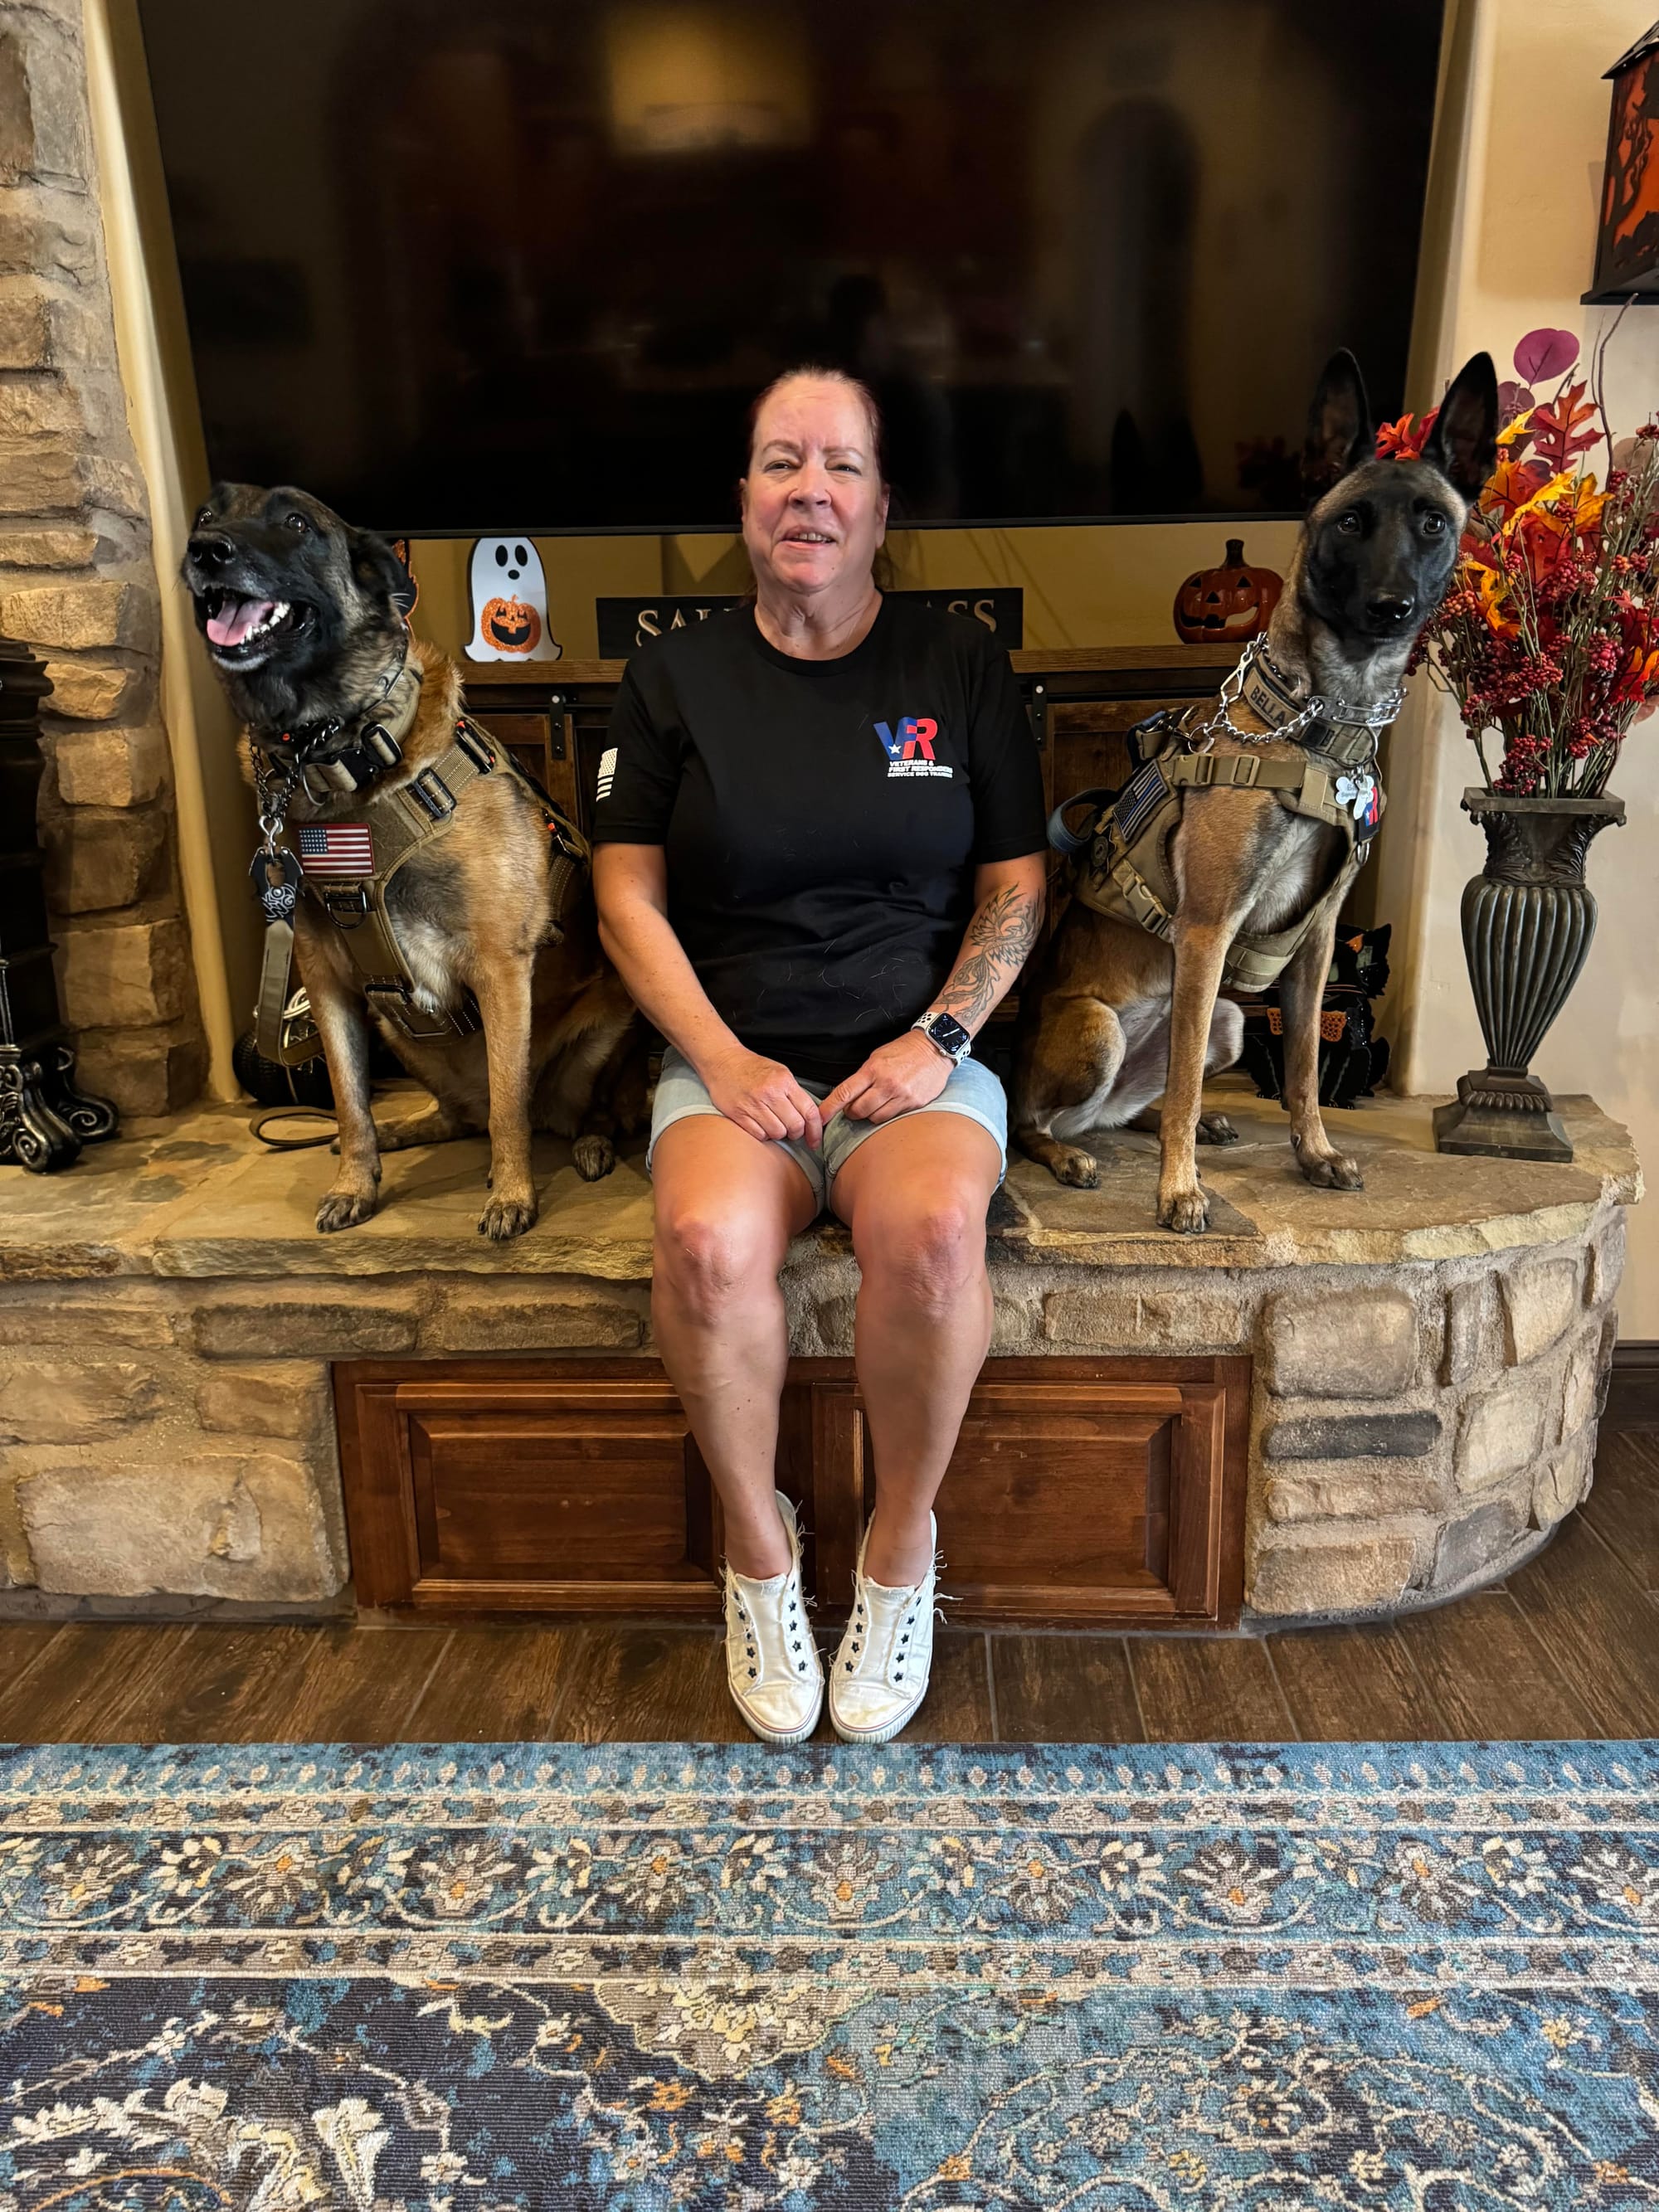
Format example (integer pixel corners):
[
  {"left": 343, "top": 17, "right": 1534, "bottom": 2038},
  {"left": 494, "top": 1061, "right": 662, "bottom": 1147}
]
[{"left": 137, "top": 0, "right": 1445, "bottom": 535}]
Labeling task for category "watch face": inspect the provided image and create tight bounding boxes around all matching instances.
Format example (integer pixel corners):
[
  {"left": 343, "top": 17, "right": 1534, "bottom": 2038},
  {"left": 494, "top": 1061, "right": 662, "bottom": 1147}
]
[{"left": 927, "top": 1013, "right": 971, "bottom": 1058}]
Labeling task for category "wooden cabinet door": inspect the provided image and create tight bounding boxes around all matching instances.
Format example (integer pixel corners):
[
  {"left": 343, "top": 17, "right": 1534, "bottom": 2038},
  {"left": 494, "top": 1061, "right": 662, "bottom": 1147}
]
[
  {"left": 336, "top": 1354, "right": 1246, "bottom": 1626},
  {"left": 1048, "top": 696, "right": 1173, "bottom": 809},
  {"left": 339, "top": 1369, "right": 727, "bottom": 1614},
  {"left": 810, "top": 1357, "right": 1246, "bottom": 1626}
]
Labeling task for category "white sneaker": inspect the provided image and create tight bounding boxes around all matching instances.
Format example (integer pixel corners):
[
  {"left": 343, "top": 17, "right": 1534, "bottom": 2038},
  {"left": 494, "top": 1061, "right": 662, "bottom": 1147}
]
[
  {"left": 828, "top": 1514, "right": 939, "bottom": 1745},
  {"left": 722, "top": 1491, "right": 824, "bottom": 1746}
]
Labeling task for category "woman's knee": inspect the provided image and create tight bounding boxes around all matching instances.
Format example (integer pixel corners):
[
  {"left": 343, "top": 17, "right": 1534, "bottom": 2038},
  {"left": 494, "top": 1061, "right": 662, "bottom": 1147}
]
[
  {"left": 654, "top": 1198, "right": 787, "bottom": 1320},
  {"left": 854, "top": 1187, "right": 987, "bottom": 1310}
]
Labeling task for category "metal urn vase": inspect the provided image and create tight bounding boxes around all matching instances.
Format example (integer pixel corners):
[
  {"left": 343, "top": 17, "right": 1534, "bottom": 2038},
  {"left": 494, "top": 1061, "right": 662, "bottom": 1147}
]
[{"left": 1434, "top": 787, "right": 1624, "bottom": 1163}]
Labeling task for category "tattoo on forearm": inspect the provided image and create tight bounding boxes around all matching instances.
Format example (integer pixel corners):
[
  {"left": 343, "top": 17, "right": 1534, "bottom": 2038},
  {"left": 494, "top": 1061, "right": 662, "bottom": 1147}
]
[{"left": 938, "top": 886, "right": 1043, "bottom": 1028}]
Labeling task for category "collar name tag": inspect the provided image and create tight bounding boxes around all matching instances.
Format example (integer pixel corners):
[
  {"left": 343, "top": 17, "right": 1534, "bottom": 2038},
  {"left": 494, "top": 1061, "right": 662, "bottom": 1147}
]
[{"left": 1240, "top": 654, "right": 1306, "bottom": 731}]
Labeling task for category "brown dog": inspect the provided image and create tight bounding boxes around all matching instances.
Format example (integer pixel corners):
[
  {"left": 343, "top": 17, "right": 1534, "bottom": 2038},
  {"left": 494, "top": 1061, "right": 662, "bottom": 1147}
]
[
  {"left": 183, "top": 484, "right": 643, "bottom": 1238},
  {"left": 1013, "top": 349, "right": 1497, "bottom": 1232}
]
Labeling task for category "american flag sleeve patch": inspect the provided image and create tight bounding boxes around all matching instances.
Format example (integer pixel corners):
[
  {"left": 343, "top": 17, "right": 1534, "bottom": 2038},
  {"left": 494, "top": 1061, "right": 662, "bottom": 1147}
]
[
  {"left": 1112, "top": 760, "right": 1169, "bottom": 848},
  {"left": 297, "top": 823, "right": 374, "bottom": 876}
]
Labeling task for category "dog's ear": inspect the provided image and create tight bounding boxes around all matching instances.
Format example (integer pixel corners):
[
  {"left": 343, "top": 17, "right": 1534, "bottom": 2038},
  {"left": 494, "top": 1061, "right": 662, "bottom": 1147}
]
[
  {"left": 1303, "top": 349, "right": 1375, "bottom": 496},
  {"left": 1422, "top": 352, "right": 1499, "bottom": 500},
  {"left": 351, "top": 527, "right": 417, "bottom": 617},
  {"left": 187, "top": 482, "right": 234, "bottom": 531}
]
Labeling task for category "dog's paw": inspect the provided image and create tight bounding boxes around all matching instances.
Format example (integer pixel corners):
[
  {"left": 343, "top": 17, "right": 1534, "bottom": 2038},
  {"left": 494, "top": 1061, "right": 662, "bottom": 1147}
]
[
  {"left": 1297, "top": 1150, "right": 1365, "bottom": 1191},
  {"left": 1196, "top": 1113, "right": 1240, "bottom": 1146},
  {"left": 1157, "top": 1184, "right": 1209, "bottom": 1234},
  {"left": 1050, "top": 1148, "right": 1099, "bottom": 1189},
  {"left": 316, "top": 1187, "right": 377, "bottom": 1233},
  {"left": 572, "top": 1133, "right": 616, "bottom": 1181},
  {"left": 479, "top": 1190, "right": 538, "bottom": 1240}
]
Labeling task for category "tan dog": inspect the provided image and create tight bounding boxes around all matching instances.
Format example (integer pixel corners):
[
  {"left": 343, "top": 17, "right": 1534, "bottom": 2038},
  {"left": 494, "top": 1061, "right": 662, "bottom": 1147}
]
[
  {"left": 1013, "top": 350, "right": 1497, "bottom": 1232},
  {"left": 184, "top": 484, "right": 642, "bottom": 1238}
]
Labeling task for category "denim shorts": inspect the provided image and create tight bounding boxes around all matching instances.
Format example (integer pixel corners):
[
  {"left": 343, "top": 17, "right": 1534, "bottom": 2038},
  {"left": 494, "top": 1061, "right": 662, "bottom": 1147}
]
[{"left": 647, "top": 1044, "right": 1009, "bottom": 1209}]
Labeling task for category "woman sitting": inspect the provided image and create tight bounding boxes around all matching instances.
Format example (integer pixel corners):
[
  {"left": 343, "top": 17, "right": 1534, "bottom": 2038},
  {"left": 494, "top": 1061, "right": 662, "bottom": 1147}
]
[{"left": 593, "top": 367, "right": 1046, "bottom": 1744}]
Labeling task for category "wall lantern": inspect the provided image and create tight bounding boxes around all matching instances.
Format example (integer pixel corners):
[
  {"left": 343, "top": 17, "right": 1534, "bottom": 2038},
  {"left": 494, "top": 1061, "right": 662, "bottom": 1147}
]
[{"left": 1585, "top": 19, "right": 1659, "bottom": 301}]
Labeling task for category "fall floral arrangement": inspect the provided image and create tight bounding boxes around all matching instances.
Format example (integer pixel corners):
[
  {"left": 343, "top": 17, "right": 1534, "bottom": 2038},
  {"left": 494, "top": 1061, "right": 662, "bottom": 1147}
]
[{"left": 1379, "top": 326, "right": 1659, "bottom": 797}]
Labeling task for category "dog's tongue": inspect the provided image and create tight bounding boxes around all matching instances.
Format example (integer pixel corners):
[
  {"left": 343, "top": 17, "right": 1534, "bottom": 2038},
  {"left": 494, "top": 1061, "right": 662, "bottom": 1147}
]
[{"left": 206, "top": 597, "right": 274, "bottom": 648}]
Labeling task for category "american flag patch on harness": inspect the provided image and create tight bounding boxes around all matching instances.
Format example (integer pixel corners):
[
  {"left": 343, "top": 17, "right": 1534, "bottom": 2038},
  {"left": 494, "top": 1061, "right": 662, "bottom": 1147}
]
[
  {"left": 1112, "top": 759, "right": 1169, "bottom": 848},
  {"left": 297, "top": 823, "right": 374, "bottom": 875}
]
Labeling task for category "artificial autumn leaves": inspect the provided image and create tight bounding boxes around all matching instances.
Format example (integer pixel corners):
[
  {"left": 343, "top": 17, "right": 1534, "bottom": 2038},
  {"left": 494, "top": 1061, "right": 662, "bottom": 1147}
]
[{"left": 1379, "top": 328, "right": 1659, "bottom": 798}]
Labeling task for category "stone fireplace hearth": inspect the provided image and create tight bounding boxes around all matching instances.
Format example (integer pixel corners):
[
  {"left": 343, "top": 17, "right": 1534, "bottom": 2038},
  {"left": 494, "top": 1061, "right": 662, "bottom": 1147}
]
[
  {"left": 2, "top": 0, "right": 203, "bottom": 1113},
  {"left": 0, "top": 1083, "right": 1635, "bottom": 1626}
]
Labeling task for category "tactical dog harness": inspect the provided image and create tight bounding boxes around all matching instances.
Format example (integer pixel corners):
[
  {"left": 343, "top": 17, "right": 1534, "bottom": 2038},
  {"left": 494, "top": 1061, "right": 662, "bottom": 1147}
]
[
  {"left": 1050, "top": 636, "right": 1400, "bottom": 994},
  {"left": 248, "top": 657, "right": 588, "bottom": 1063}
]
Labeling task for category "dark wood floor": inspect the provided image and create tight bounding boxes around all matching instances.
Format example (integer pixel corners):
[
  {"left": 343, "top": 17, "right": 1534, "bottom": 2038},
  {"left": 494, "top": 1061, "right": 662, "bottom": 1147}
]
[{"left": 3, "top": 1427, "right": 1656, "bottom": 1747}]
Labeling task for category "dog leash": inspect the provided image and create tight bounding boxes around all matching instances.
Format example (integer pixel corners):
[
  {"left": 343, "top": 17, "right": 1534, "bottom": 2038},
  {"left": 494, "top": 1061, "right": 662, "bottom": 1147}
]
[{"left": 248, "top": 1106, "right": 337, "bottom": 1150}]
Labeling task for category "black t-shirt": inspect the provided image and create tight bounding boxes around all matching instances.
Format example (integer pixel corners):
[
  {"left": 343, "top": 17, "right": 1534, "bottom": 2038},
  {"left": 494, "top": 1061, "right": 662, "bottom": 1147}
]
[{"left": 592, "top": 596, "right": 1047, "bottom": 1084}]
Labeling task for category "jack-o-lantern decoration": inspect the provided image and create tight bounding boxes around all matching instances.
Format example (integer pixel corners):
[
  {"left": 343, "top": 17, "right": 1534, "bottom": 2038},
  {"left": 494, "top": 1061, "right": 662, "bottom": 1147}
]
[
  {"left": 1173, "top": 538, "right": 1283, "bottom": 645},
  {"left": 480, "top": 596, "right": 542, "bottom": 655},
  {"left": 465, "top": 537, "right": 562, "bottom": 662}
]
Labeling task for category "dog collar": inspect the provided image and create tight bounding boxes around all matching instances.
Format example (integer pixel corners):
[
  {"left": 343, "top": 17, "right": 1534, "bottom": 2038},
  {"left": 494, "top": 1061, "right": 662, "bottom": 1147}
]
[
  {"left": 260, "top": 654, "right": 426, "bottom": 795},
  {"left": 1237, "top": 635, "right": 1404, "bottom": 751}
]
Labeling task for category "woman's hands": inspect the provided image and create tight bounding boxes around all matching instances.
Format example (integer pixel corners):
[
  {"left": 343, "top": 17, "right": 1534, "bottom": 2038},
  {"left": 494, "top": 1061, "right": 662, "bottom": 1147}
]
[
  {"left": 703, "top": 1046, "right": 825, "bottom": 1149},
  {"left": 703, "top": 1032, "right": 950, "bottom": 1148},
  {"left": 705, "top": 1031, "right": 950, "bottom": 1145},
  {"left": 820, "top": 1030, "right": 952, "bottom": 1125}
]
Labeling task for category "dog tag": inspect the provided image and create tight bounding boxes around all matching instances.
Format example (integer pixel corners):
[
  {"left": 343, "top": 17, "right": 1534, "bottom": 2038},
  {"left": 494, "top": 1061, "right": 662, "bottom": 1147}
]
[
  {"left": 1336, "top": 771, "right": 1381, "bottom": 840},
  {"left": 250, "top": 845, "right": 304, "bottom": 921}
]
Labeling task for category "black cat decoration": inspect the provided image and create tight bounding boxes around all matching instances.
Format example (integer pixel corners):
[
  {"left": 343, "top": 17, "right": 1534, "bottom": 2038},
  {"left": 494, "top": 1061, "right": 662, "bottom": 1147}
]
[{"left": 1238, "top": 923, "right": 1392, "bottom": 1111}]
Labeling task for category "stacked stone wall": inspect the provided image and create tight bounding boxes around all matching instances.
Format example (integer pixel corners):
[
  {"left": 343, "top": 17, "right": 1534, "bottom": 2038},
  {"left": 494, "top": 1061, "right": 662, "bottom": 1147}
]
[
  {"left": 1, "top": 0, "right": 202, "bottom": 1111},
  {"left": 0, "top": 1207, "right": 1623, "bottom": 1619},
  {"left": 810, "top": 1215, "right": 1623, "bottom": 1621},
  {"left": 0, "top": 1271, "right": 653, "bottom": 1602}
]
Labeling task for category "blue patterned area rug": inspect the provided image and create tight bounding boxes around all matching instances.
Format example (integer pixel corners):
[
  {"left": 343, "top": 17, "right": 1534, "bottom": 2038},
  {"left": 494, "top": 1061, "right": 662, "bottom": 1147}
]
[{"left": 3, "top": 1742, "right": 1659, "bottom": 2209}]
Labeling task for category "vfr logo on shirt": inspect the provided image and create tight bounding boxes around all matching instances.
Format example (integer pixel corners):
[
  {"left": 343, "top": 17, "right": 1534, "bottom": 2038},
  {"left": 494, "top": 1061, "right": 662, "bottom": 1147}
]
[{"left": 873, "top": 716, "right": 953, "bottom": 780}]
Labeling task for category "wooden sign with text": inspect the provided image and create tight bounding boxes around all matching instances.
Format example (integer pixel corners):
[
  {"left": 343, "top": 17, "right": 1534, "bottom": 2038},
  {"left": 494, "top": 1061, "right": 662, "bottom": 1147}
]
[{"left": 596, "top": 587, "right": 1024, "bottom": 657}]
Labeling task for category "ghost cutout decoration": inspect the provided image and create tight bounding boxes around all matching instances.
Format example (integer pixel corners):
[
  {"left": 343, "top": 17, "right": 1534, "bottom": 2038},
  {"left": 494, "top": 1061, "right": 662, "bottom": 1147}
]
[{"left": 465, "top": 536, "right": 562, "bottom": 662}]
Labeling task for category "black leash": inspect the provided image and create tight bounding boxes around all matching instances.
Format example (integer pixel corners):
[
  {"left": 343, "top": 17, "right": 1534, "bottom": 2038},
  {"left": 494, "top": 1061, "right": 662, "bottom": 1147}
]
[{"left": 249, "top": 1106, "right": 338, "bottom": 1150}]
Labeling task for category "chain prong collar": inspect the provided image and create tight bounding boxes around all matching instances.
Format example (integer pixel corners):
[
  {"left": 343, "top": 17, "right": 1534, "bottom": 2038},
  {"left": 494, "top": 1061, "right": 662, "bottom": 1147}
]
[{"left": 1183, "top": 634, "right": 1404, "bottom": 757}]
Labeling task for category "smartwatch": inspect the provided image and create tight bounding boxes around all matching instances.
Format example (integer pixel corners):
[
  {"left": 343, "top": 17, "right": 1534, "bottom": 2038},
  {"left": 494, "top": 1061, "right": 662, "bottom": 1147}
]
[{"left": 912, "top": 1010, "right": 972, "bottom": 1067}]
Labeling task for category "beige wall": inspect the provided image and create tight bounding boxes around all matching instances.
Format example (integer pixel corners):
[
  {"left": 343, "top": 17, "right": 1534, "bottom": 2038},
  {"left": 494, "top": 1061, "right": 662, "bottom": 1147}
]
[
  {"left": 1374, "top": 0, "right": 1659, "bottom": 1336},
  {"left": 407, "top": 516, "right": 1304, "bottom": 660}
]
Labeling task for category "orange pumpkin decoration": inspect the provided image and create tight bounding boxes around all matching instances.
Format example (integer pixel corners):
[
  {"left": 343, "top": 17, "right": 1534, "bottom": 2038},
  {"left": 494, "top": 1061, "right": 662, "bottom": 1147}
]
[
  {"left": 1173, "top": 538, "right": 1282, "bottom": 644},
  {"left": 481, "top": 596, "right": 542, "bottom": 655}
]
